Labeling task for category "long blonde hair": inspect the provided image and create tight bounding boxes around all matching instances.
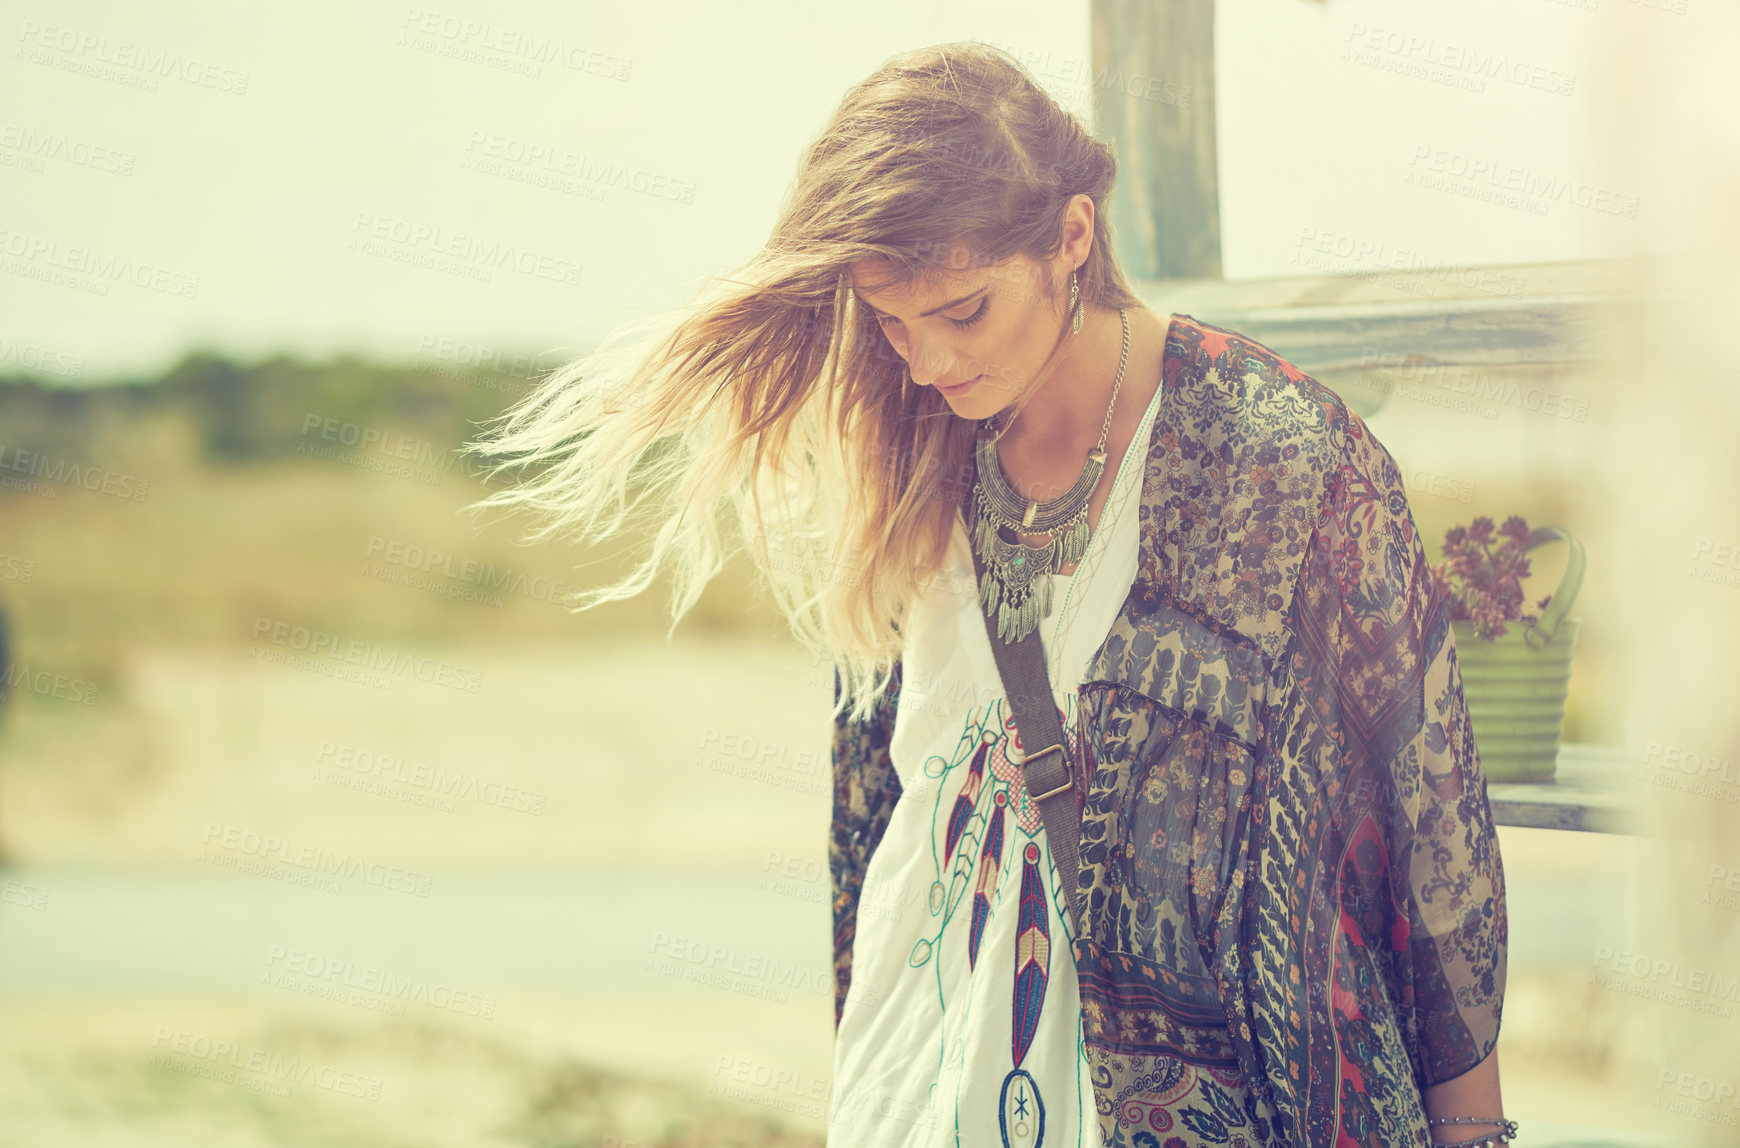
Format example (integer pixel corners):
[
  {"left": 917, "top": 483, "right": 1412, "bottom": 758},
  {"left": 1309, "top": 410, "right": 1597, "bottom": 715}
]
[{"left": 462, "top": 41, "right": 1142, "bottom": 724}]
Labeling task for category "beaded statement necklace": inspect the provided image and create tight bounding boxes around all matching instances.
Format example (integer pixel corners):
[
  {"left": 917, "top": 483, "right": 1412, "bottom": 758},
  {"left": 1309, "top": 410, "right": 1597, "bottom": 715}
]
[{"left": 968, "top": 306, "right": 1130, "bottom": 643}]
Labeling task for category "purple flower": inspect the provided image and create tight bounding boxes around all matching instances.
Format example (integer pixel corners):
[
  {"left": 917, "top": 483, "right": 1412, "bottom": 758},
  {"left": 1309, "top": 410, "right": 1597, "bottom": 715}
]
[{"left": 1432, "top": 515, "right": 1548, "bottom": 641}]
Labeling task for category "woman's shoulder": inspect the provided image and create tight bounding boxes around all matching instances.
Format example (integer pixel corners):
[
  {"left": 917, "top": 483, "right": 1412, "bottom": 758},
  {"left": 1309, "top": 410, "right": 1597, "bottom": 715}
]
[
  {"left": 1160, "top": 313, "right": 1361, "bottom": 482},
  {"left": 1130, "top": 315, "right": 1377, "bottom": 659}
]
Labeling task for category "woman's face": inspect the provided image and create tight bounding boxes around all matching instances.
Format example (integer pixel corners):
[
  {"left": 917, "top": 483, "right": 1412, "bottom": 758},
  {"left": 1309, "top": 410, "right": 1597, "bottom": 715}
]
[{"left": 848, "top": 250, "right": 1066, "bottom": 419}]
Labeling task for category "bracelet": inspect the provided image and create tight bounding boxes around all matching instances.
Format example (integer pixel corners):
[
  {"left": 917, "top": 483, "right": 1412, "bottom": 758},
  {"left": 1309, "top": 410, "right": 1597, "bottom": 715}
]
[{"left": 1427, "top": 1115, "right": 1519, "bottom": 1148}]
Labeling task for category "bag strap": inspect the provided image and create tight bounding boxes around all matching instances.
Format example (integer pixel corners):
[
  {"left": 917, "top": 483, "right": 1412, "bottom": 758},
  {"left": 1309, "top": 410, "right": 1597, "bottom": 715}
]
[{"left": 960, "top": 497, "right": 1088, "bottom": 940}]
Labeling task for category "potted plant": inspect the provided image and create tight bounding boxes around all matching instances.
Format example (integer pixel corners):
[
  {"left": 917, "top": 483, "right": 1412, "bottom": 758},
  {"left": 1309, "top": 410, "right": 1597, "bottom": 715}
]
[{"left": 1429, "top": 515, "right": 1586, "bottom": 784}]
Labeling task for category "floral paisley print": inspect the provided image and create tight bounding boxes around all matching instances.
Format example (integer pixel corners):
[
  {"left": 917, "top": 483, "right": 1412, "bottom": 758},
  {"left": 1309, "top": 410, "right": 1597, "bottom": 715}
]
[{"left": 832, "top": 314, "right": 1508, "bottom": 1148}]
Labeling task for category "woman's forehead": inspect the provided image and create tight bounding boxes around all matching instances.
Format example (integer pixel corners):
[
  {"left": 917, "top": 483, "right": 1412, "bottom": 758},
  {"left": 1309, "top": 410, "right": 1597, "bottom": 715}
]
[{"left": 848, "top": 253, "right": 1003, "bottom": 307}]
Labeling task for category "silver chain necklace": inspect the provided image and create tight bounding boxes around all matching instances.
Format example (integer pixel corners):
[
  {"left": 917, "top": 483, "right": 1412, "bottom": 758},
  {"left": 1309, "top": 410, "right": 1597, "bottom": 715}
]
[{"left": 970, "top": 306, "right": 1130, "bottom": 642}]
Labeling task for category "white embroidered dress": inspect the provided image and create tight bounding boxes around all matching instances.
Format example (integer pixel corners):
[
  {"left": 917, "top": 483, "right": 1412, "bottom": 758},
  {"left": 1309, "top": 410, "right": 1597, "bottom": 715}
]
[{"left": 829, "top": 377, "right": 1165, "bottom": 1148}]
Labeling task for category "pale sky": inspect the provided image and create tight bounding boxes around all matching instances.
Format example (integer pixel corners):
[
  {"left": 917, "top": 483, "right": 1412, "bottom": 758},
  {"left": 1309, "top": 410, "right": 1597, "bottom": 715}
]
[{"left": 0, "top": 0, "right": 1713, "bottom": 382}]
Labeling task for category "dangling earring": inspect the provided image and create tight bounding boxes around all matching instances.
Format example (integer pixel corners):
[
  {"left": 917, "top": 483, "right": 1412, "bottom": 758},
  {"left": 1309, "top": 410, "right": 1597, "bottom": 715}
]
[{"left": 1068, "top": 269, "right": 1084, "bottom": 334}]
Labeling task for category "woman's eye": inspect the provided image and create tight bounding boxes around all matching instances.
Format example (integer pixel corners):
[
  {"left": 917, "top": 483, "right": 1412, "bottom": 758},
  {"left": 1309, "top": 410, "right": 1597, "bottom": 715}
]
[
  {"left": 949, "top": 299, "right": 989, "bottom": 329},
  {"left": 873, "top": 298, "right": 988, "bottom": 329}
]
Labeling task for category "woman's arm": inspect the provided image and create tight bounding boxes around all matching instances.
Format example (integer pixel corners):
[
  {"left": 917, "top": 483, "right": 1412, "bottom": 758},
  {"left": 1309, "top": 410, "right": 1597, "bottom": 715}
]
[
  {"left": 1423, "top": 1048, "right": 1509, "bottom": 1144},
  {"left": 1303, "top": 401, "right": 1511, "bottom": 1138}
]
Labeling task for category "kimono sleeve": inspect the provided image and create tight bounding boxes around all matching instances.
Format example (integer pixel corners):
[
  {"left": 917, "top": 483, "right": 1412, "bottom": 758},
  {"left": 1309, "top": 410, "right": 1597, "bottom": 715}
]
[
  {"left": 1309, "top": 413, "right": 1509, "bottom": 1088},
  {"left": 829, "top": 659, "right": 905, "bottom": 1032}
]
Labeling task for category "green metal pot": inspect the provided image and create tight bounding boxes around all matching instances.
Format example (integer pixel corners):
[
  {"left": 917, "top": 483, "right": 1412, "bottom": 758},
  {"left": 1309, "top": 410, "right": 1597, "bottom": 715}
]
[{"left": 1451, "top": 526, "right": 1586, "bottom": 784}]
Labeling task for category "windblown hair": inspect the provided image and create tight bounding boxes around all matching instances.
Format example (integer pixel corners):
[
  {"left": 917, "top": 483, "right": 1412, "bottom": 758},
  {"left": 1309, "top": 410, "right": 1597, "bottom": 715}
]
[{"left": 463, "top": 41, "right": 1141, "bottom": 724}]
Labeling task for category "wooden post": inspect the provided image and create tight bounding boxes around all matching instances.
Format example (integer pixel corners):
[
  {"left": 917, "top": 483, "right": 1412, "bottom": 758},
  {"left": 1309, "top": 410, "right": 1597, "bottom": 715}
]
[{"left": 1091, "top": 0, "right": 1222, "bottom": 280}]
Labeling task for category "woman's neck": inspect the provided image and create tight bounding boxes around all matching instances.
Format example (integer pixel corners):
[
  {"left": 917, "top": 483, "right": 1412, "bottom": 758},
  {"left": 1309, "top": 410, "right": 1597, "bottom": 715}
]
[{"left": 995, "top": 304, "right": 1162, "bottom": 476}]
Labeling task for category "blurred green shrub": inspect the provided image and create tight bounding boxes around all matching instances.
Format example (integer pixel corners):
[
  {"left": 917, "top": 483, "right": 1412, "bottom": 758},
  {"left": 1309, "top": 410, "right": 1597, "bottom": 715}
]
[{"left": 0, "top": 346, "right": 565, "bottom": 467}]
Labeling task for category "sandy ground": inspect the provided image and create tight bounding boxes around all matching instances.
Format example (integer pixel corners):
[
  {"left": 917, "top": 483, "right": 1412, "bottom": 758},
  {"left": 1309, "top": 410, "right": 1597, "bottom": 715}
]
[
  {"left": 0, "top": 635, "right": 836, "bottom": 869},
  {"left": 0, "top": 636, "right": 1686, "bottom": 1145},
  {"left": 0, "top": 993, "right": 833, "bottom": 1147}
]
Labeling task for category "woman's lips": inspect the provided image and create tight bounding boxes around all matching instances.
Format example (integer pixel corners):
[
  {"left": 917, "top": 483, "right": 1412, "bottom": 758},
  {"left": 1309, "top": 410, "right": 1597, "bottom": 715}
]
[{"left": 938, "top": 374, "right": 982, "bottom": 396}]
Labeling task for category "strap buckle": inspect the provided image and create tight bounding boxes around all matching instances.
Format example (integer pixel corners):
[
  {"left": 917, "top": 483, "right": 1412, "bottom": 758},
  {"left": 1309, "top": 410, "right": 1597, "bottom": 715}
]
[{"left": 1020, "top": 741, "right": 1073, "bottom": 800}]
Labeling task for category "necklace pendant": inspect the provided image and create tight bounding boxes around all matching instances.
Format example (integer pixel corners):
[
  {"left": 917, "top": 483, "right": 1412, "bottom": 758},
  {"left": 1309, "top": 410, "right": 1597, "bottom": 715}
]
[
  {"left": 1020, "top": 500, "right": 1037, "bottom": 529},
  {"left": 971, "top": 524, "right": 1053, "bottom": 644},
  {"left": 999, "top": 584, "right": 1039, "bottom": 644},
  {"left": 1061, "top": 511, "right": 1090, "bottom": 566}
]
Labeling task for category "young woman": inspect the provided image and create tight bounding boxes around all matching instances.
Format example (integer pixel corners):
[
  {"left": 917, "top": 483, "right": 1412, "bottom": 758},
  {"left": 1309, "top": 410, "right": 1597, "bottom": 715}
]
[{"left": 470, "top": 41, "right": 1512, "bottom": 1148}]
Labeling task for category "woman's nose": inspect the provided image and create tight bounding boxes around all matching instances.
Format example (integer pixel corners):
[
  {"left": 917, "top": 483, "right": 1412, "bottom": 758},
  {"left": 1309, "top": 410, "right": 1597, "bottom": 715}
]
[{"left": 905, "top": 339, "right": 960, "bottom": 387}]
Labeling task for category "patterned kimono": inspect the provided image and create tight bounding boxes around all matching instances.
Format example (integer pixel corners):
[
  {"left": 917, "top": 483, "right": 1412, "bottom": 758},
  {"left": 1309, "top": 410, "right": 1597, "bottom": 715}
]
[{"left": 830, "top": 314, "right": 1508, "bottom": 1148}]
